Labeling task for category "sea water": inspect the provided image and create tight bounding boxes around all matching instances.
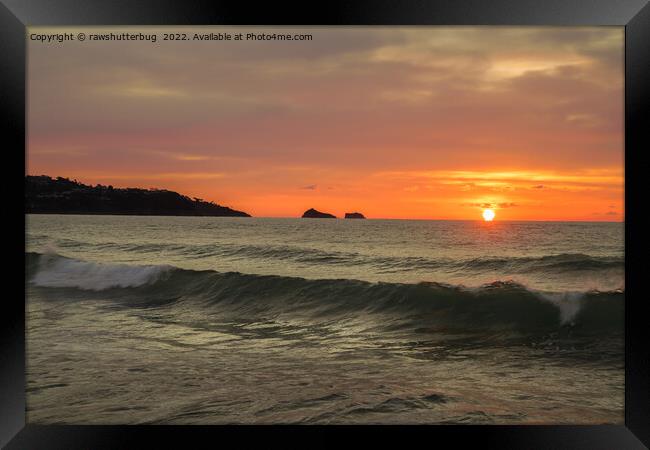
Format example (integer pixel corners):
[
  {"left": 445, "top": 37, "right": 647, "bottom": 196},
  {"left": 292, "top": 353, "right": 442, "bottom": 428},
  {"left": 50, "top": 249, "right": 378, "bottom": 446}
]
[{"left": 25, "top": 215, "right": 624, "bottom": 424}]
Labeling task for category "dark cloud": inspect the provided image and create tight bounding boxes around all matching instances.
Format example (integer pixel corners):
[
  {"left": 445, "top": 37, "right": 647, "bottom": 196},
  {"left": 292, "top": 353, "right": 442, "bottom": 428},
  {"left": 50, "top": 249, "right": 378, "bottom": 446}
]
[
  {"left": 300, "top": 184, "right": 317, "bottom": 190},
  {"left": 463, "top": 202, "right": 517, "bottom": 209},
  {"left": 464, "top": 202, "right": 494, "bottom": 208}
]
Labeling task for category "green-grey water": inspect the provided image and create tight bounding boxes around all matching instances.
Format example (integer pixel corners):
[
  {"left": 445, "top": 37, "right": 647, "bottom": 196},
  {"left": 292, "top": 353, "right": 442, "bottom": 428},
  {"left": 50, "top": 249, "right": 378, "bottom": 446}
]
[{"left": 26, "top": 215, "right": 624, "bottom": 424}]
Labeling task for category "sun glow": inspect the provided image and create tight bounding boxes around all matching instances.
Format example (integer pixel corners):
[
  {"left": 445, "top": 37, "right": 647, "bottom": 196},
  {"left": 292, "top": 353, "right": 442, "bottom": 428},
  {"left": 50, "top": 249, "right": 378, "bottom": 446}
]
[{"left": 482, "top": 209, "right": 495, "bottom": 221}]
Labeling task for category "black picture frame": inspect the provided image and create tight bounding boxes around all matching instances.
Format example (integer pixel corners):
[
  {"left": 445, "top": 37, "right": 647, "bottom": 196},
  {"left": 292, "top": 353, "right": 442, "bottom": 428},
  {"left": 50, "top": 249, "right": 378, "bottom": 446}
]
[{"left": 2, "top": 1, "right": 648, "bottom": 448}]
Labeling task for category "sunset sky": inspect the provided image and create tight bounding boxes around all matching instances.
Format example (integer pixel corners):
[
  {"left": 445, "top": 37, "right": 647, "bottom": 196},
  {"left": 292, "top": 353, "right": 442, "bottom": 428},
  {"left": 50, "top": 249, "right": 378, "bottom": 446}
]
[{"left": 27, "top": 27, "right": 624, "bottom": 221}]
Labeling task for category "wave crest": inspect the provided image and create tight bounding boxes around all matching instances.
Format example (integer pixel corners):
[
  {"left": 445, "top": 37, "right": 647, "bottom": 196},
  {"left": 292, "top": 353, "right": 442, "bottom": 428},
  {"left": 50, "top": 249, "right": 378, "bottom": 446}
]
[
  {"left": 26, "top": 252, "right": 623, "bottom": 335},
  {"left": 37, "top": 238, "right": 623, "bottom": 275},
  {"left": 29, "top": 252, "right": 170, "bottom": 290}
]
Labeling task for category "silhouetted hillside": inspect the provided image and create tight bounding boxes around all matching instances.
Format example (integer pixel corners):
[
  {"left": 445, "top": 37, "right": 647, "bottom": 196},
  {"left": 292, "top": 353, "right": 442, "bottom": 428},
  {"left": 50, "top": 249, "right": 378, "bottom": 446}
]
[{"left": 25, "top": 175, "right": 251, "bottom": 217}]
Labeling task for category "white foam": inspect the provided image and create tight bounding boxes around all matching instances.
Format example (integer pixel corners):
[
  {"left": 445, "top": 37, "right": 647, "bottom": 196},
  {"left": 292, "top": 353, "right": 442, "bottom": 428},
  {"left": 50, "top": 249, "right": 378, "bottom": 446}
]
[
  {"left": 540, "top": 292, "right": 585, "bottom": 324},
  {"left": 31, "top": 255, "right": 170, "bottom": 291}
]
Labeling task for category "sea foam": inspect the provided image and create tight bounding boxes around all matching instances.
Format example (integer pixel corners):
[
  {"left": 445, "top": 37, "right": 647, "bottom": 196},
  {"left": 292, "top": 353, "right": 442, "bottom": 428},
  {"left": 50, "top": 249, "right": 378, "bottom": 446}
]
[{"left": 30, "top": 253, "right": 170, "bottom": 291}]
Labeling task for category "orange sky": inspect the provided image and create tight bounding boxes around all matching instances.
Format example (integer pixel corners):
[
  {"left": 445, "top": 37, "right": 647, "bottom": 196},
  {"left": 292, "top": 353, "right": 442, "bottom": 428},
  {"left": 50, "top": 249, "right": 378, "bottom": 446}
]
[{"left": 27, "top": 27, "right": 624, "bottom": 221}]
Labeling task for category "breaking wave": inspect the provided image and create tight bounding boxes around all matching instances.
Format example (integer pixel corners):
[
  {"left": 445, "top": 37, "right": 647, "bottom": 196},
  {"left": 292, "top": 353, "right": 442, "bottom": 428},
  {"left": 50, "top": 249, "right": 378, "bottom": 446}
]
[{"left": 26, "top": 252, "right": 623, "bottom": 335}]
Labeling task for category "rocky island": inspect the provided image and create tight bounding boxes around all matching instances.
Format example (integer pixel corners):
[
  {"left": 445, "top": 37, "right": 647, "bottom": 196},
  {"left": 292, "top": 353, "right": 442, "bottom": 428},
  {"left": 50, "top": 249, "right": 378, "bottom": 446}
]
[
  {"left": 25, "top": 175, "right": 251, "bottom": 217},
  {"left": 301, "top": 208, "right": 336, "bottom": 219},
  {"left": 344, "top": 212, "right": 366, "bottom": 219}
]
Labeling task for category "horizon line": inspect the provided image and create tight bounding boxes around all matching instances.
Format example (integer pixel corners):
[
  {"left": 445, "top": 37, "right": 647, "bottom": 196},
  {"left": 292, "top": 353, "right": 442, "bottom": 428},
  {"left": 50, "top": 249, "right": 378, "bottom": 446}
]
[
  {"left": 206, "top": 216, "right": 625, "bottom": 223},
  {"left": 25, "top": 174, "right": 624, "bottom": 224},
  {"left": 25, "top": 212, "right": 624, "bottom": 224}
]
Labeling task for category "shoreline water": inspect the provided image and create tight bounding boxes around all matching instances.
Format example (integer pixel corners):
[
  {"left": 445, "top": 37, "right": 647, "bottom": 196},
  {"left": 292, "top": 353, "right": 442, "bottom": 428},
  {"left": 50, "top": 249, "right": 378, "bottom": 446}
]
[{"left": 25, "top": 215, "right": 625, "bottom": 424}]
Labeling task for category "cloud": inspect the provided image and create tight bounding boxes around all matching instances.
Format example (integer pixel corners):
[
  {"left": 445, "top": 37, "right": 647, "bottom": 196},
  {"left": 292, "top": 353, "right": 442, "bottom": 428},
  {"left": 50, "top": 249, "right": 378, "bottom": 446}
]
[
  {"left": 464, "top": 201, "right": 517, "bottom": 209},
  {"left": 377, "top": 169, "right": 623, "bottom": 189},
  {"left": 26, "top": 27, "right": 623, "bottom": 220},
  {"left": 464, "top": 202, "right": 494, "bottom": 209},
  {"left": 172, "top": 154, "right": 213, "bottom": 161},
  {"left": 90, "top": 172, "right": 225, "bottom": 180}
]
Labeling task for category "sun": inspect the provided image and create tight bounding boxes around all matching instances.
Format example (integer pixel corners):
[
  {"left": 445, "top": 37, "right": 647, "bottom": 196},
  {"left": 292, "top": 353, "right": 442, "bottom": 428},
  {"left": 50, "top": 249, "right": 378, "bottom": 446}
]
[{"left": 482, "top": 209, "right": 495, "bottom": 221}]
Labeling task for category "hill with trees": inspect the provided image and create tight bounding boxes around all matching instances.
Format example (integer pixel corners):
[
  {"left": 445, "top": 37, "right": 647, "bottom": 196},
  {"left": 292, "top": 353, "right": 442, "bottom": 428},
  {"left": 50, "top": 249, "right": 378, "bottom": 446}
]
[{"left": 25, "top": 175, "right": 251, "bottom": 217}]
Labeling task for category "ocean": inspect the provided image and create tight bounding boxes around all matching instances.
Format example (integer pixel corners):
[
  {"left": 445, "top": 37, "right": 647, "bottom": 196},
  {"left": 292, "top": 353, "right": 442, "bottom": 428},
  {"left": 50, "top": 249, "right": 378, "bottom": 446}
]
[{"left": 25, "top": 214, "right": 624, "bottom": 424}]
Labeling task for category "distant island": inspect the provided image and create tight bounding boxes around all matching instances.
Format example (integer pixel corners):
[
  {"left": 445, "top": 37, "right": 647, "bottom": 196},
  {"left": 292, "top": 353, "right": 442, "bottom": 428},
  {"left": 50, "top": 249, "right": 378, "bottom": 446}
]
[
  {"left": 25, "top": 175, "right": 251, "bottom": 217},
  {"left": 302, "top": 208, "right": 336, "bottom": 219},
  {"left": 345, "top": 212, "right": 366, "bottom": 219}
]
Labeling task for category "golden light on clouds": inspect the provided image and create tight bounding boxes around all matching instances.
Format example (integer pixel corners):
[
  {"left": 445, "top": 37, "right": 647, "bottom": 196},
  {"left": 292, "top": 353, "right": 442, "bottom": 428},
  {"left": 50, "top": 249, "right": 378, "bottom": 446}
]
[{"left": 27, "top": 26, "right": 623, "bottom": 221}]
